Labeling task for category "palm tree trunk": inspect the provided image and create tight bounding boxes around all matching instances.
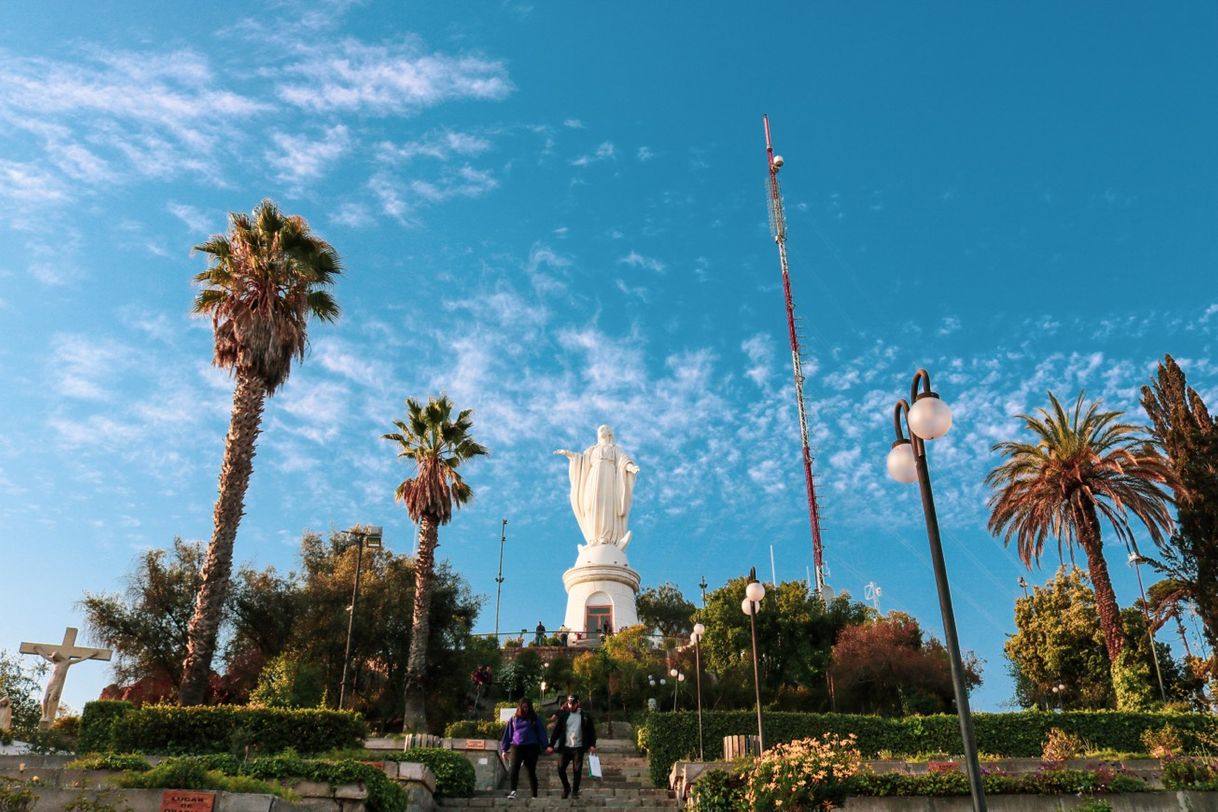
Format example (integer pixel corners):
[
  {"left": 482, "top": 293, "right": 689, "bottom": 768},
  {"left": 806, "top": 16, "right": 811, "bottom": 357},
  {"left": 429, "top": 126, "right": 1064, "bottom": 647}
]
[
  {"left": 179, "top": 370, "right": 266, "bottom": 705},
  {"left": 402, "top": 515, "right": 437, "bottom": 731},
  {"left": 1077, "top": 505, "right": 1125, "bottom": 665}
]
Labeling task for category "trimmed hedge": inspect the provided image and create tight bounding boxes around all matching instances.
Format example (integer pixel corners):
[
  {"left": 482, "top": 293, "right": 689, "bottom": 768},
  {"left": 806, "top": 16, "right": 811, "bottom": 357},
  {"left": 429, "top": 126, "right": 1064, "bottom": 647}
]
[
  {"left": 79, "top": 701, "right": 133, "bottom": 752},
  {"left": 443, "top": 720, "right": 503, "bottom": 740},
  {"left": 646, "top": 710, "right": 1218, "bottom": 787},
  {"left": 80, "top": 701, "right": 365, "bottom": 755}
]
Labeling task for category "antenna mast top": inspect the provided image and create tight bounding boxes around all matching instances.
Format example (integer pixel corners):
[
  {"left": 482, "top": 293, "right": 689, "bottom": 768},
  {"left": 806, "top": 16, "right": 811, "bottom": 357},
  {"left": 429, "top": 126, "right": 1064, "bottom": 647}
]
[{"left": 761, "top": 114, "right": 827, "bottom": 597}]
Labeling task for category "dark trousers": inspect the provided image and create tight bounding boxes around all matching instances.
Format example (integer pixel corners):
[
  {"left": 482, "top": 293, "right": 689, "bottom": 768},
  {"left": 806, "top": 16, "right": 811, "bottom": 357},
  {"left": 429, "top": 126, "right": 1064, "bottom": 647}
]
[
  {"left": 558, "top": 747, "right": 586, "bottom": 794},
  {"left": 508, "top": 744, "right": 540, "bottom": 796}
]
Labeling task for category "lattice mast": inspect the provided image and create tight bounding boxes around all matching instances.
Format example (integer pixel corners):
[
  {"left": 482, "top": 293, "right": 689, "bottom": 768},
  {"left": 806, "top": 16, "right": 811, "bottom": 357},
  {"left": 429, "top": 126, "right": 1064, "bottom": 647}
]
[{"left": 763, "top": 114, "right": 827, "bottom": 596}]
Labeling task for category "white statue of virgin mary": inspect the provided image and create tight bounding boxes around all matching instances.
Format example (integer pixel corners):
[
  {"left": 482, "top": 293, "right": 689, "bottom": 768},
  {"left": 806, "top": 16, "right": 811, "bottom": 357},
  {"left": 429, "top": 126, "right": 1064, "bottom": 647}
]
[{"left": 555, "top": 425, "right": 640, "bottom": 548}]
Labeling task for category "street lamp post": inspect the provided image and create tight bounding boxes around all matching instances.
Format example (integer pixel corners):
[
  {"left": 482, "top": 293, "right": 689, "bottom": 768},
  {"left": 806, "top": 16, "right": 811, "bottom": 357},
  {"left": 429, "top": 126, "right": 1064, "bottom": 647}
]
[
  {"left": 699, "top": 576, "right": 708, "bottom": 607},
  {"left": 1128, "top": 552, "right": 1168, "bottom": 702},
  {"left": 886, "top": 369, "right": 986, "bottom": 812},
  {"left": 1017, "top": 576, "right": 1029, "bottom": 599},
  {"left": 494, "top": 519, "right": 507, "bottom": 641},
  {"left": 669, "top": 668, "right": 685, "bottom": 711},
  {"left": 338, "top": 525, "right": 383, "bottom": 710},
  {"left": 691, "top": 622, "right": 706, "bottom": 760},
  {"left": 741, "top": 567, "right": 766, "bottom": 753}
]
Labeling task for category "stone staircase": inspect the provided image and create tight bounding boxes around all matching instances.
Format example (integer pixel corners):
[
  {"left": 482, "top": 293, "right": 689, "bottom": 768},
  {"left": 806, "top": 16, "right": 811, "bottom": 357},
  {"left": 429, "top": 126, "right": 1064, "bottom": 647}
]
[{"left": 437, "top": 739, "right": 677, "bottom": 810}]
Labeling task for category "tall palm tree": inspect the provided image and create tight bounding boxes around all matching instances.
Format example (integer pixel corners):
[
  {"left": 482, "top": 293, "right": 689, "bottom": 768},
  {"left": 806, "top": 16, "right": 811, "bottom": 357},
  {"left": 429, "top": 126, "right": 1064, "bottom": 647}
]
[
  {"left": 1146, "top": 578, "right": 1195, "bottom": 659},
  {"left": 986, "top": 392, "right": 1174, "bottom": 666},
  {"left": 178, "top": 200, "right": 341, "bottom": 705},
  {"left": 384, "top": 396, "right": 487, "bottom": 730}
]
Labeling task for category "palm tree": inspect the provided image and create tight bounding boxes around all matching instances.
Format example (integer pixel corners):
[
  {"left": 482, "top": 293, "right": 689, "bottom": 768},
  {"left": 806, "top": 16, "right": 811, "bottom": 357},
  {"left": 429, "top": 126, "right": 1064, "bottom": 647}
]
[
  {"left": 384, "top": 396, "right": 487, "bottom": 730},
  {"left": 178, "top": 200, "right": 341, "bottom": 705},
  {"left": 1146, "top": 578, "right": 1195, "bottom": 659},
  {"left": 986, "top": 392, "right": 1174, "bottom": 666}
]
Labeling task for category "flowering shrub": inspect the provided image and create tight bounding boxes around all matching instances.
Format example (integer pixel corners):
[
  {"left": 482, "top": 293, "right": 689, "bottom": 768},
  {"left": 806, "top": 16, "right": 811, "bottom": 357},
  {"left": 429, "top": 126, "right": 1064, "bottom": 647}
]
[
  {"left": 1140, "top": 723, "right": 1183, "bottom": 758},
  {"left": 744, "top": 734, "right": 861, "bottom": 811},
  {"left": 1041, "top": 726, "right": 1085, "bottom": 762},
  {"left": 687, "top": 768, "right": 747, "bottom": 811}
]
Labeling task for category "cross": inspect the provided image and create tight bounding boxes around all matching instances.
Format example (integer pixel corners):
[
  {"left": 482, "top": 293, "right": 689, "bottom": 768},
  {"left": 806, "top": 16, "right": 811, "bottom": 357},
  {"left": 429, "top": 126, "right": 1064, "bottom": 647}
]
[{"left": 20, "top": 627, "right": 112, "bottom": 728}]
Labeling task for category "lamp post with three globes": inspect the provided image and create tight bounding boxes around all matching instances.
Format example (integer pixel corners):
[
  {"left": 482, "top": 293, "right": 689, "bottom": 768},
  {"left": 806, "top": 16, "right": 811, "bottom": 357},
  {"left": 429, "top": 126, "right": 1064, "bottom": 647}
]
[{"left": 886, "top": 369, "right": 985, "bottom": 812}]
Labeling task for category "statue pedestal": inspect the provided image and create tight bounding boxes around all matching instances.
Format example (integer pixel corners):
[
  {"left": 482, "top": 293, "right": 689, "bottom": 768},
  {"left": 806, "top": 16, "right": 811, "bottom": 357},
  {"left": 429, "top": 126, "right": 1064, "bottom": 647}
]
[{"left": 561, "top": 542, "right": 640, "bottom": 636}]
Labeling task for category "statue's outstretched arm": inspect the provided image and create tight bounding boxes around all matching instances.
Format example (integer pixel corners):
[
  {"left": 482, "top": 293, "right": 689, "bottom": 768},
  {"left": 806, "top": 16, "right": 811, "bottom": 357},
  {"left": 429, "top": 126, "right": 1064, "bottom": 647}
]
[
  {"left": 554, "top": 449, "right": 577, "bottom": 459},
  {"left": 626, "top": 461, "right": 640, "bottom": 474}
]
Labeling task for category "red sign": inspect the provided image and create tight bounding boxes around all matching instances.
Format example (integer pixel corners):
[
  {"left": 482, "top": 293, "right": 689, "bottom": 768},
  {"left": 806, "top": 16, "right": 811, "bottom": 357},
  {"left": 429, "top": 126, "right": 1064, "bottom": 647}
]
[
  {"left": 160, "top": 790, "right": 216, "bottom": 811},
  {"left": 464, "top": 739, "right": 487, "bottom": 750}
]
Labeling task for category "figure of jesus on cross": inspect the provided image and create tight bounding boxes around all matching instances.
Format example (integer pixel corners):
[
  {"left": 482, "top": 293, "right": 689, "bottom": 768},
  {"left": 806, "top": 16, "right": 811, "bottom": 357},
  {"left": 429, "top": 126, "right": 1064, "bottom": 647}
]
[{"left": 19, "top": 627, "right": 111, "bottom": 727}]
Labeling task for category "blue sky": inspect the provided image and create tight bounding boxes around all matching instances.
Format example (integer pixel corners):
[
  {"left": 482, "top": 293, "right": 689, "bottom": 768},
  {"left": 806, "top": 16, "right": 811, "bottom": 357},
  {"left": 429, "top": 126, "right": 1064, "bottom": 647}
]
[{"left": 2, "top": 2, "right": 1217, "bottom": 713}]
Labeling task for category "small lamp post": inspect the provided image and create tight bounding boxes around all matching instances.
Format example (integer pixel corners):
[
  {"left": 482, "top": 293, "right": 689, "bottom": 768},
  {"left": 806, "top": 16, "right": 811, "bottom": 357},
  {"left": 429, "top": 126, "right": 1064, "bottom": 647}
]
[
  {"left": 691, "top": 622, "right": 706, "bottom": 759},
  {"left": 741, "top": 567, "right": 766, "bottom": 753},
  {"left": 1017, "top": 576, "right": 1029, "bottom": 598},
  {"left": 669, "top": 667, "right": 686, "bottom": 711},
  {"left": 338, "top": 524, "right": 383, "bottom": 710},
  {"left": 1128, "top": 552, "right": 1168, "bottom": 702},
  {"left": 886, "top": 369, "right": 985, "bottom": 811}
]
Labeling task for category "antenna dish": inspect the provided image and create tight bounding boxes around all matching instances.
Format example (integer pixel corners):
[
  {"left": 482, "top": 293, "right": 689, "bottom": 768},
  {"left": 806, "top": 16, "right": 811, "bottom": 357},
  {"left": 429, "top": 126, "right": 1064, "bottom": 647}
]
[{"left": 772, "top": 155, "right": 784, "bottom": 169}]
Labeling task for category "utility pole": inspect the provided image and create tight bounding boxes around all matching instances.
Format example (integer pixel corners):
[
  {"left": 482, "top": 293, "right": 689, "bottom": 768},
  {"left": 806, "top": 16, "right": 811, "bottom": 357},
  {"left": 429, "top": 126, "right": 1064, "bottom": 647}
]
[{"left": 494, "top": 519, "right": 507, "bottom": 641}]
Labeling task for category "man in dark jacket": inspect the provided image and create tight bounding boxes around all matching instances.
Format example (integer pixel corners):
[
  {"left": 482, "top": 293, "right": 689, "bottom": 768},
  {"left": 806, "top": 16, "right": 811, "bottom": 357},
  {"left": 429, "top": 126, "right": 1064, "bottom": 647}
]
[{"left": 547, "top": 694, "right": 597, "bottom": 799}]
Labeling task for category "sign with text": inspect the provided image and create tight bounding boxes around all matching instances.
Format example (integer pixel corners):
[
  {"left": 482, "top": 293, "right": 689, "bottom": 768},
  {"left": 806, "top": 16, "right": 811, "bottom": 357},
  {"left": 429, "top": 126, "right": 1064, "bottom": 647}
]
[
  {"left": 160, "top": 790, "right": 216, "bottom": 811},
  {"left": 464, "top": 739, "right": 487, "bottom": 750}
]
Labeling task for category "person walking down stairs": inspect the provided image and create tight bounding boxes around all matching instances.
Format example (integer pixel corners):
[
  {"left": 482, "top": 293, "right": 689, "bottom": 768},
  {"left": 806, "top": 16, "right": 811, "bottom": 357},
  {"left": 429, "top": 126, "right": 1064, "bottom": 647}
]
[
  {"left": 499, "top": 698, "right": 548, "bottom": 800},
  {"left": 548, "top": 694, "right": 597, "bottom": 800}
]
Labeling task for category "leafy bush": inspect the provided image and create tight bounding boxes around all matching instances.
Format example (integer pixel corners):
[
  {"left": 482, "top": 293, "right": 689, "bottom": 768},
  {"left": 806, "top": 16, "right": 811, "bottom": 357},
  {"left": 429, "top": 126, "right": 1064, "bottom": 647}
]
[
  {"left": 687, "top": 768, "right": 747, "bottom": 811},
  {"left": 400, "top": 748, "right": 476, "bottom": 798},
  {"left": 1162, "top": 757, "right": 1217, "bottom": 790},
  {"left": 1042, "top": 727, "right": 1085, "bottom": 761},
  {"left": 0, "top": 779, "right": 36, "bottom": 812},
  {"left": 63, "top": 789, "right": 135, "bottom": 812},
  {"left": 106, "top": 755, "right": 405, "bottom": 812},
  {"left": 442, "top": 720, "right": 502, "bottom": 740},
  {"left": 643, "top": 709, "right": 1218, "bottom": 786},
  {"left": 79, "top": 702, "right": 133, "bottom": 753},
  {"left": 745, "top": 734, "right": 861, "bottom": 811},
  {"left": 116, "top": 758, "right": 291, "bottom": 799},
  {"left": 66, "top": 754, "right": 151, "bottom": 772},
  {"left": 80, "top": 701, "right": 365, "bottom": 754},
  {"left": 1141, "top": 723, "right": 1183, "bottom": 758}
]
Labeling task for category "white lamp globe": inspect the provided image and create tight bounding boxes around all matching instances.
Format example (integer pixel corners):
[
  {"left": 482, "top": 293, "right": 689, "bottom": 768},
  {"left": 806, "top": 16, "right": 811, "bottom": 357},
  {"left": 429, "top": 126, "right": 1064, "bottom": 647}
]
[
  {"left": 693, "top": 623, "right": 706, "bottom": 637},
  {"left": 690, "top": 632, "right": 700, "bottom": 644},
  {"left": 678, "top": 673, "right": 686, "bottom": 682},
  {"left": 908, "top": 395, "right": 953, "bottom": 439},
  {"left": 745, "top": 581, "right": 766, "bottom": 603},
  {"left": 741, "top": 597, "right": 757, "bottom": 616},
  {"left": 886, "top": 441, "right": 918, "bottom": 484},
  {"left": 669, "top": 668, "right": 678, "bottom": 678}
]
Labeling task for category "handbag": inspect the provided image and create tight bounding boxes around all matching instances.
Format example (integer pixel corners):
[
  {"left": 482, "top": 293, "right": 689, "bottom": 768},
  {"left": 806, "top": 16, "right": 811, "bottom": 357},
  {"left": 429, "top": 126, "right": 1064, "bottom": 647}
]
[{"left": 587, "top": 753, "right": 602, "bottom": 779}]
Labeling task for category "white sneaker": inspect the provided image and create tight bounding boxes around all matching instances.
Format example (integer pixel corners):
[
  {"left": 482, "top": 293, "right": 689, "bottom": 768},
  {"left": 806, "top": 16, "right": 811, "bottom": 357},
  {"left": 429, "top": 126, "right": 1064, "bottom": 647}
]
[{"left": 507, "top": 790, "right": 517, "bottom": 799}]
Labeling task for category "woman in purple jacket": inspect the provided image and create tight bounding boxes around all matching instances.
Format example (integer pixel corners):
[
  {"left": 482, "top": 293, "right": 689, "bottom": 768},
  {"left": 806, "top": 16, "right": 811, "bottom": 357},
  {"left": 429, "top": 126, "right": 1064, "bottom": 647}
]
[{"left": 499, "top": 698, "right": 548, "bottom": 799}]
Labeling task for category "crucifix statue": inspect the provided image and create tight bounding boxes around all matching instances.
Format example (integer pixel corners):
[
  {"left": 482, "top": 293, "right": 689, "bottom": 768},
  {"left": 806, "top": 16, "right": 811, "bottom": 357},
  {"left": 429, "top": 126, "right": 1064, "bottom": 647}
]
[{"left": 19, "top": 627, "right": 112, "bottom": 727}]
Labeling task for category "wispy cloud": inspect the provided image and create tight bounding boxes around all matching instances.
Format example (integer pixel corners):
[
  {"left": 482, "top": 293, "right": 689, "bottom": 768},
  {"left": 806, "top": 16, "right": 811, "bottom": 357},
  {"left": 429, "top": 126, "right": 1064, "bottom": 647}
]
[
  {"left": 563, "top": 118, "right": 585, "bottom": 129},
  {"left": 275, "top": 38, "right": 513, "bottom": 115},
  {"left": 618, "top": 250, "right": 665, "bottom": 273},
  {"left": 376, "top": 129, "right": 492, "bottom": 163},
  {"left": 266, "top": 124, "right": 352, "bottom": 184},
  {"left": 570, "top": 141, "right": 615, "bottom": 167}
]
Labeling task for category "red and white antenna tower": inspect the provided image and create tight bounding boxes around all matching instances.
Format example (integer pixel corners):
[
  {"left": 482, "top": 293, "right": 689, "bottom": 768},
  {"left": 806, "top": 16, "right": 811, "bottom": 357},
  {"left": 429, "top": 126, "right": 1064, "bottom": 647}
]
[{"left": 763, "top": 114, "right": 827, "bottom": 597}]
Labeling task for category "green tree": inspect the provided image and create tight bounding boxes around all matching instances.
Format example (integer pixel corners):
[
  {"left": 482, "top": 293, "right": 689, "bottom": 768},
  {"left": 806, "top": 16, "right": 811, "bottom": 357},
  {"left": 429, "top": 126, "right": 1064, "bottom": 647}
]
[
  {"left": 383, "top": 396, "right": 487, "bottom": 730},
  {"left": 181, "top": 200, "right": 342, "bottom": 706},
  {"left": 1006, "top": 568, "right": 1118, "bottom": 709},
  {"left": 0, "top": 649, "right": 47, "bottom": 741},
  {"left": 83, "top": 540, "right": 204, "bottom": 690},
  {"left": 986, "top": 392, "right": 1174, "bottom": 666},
  {"left": 248, "top": 652, "right": 324, "bottom": 708},
  {"left": 637, "top": 583, "right": 696, "bottom": 639},
  {"left": 697, "top": 578, "right": 867, "bottom": 711},
  {"left": 1140, "top": 355, "right": 1218, "bottom": 668},
  {"left": 1005, "top": 567, "right": 1192, "bottom": 709}
]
